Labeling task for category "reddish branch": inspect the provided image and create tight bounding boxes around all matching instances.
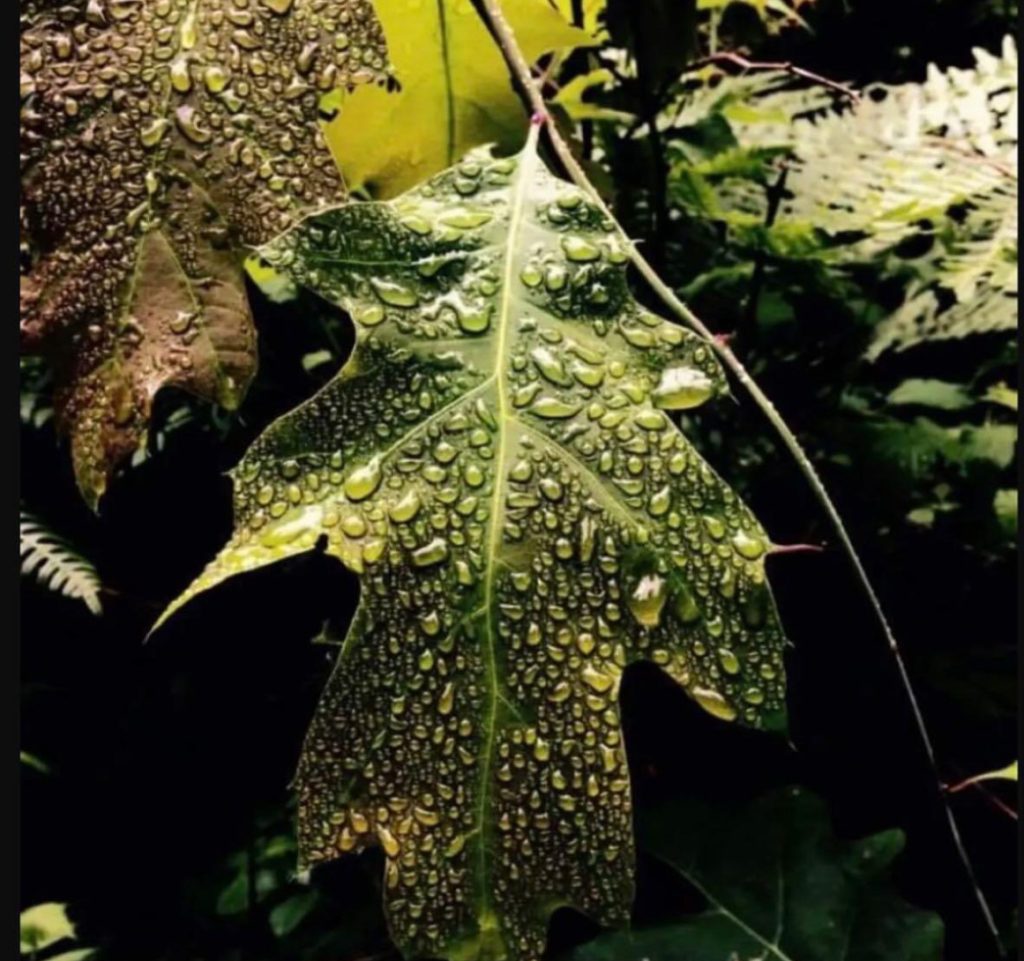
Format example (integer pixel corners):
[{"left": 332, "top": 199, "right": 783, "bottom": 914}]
[{"left": 685, "top": 51, "right": 861, "bottom": 103}]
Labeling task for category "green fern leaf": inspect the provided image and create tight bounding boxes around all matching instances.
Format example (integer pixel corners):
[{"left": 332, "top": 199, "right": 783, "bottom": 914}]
[
  {"left": 20, "top": 511, "right": 102, "bottom": 615},
  {"left": 666, "top": 39, "right": 1018, "bottom": 354}
]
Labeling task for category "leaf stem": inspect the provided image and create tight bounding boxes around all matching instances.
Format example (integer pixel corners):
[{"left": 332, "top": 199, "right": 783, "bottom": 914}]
[{"left": 474, "top": 0, "right": 1004, "bottom": 952}]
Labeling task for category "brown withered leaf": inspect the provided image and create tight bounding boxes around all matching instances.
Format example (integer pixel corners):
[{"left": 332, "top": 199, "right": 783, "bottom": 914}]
[{"left": 20, "top": 0, "right": 391, "bottom": 507}]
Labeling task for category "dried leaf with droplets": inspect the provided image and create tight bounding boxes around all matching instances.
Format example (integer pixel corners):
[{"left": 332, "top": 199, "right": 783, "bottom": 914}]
[
  {"left": 19, "top": 0, "right": 391, "bottom": 507},
  {"left": 157, "top": 130, "right": 788, "bottom": 961}
]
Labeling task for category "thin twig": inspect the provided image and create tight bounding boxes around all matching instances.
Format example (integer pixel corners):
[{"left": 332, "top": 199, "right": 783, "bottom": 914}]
[
  {"left": 474, "top": 0, "right": 1003, "bottom": 953},
  {"left": 685, "top": 51, "right": 861, "bottom": 103},
  {"left": 946, "top": 781, "right": 1019, "bottom": 821},
  {"left": 922, "top": 134, "right": 1018, "bottom": 180},
  {"left": 945, "top": 768, "right": 1018, "bottom": 821}
]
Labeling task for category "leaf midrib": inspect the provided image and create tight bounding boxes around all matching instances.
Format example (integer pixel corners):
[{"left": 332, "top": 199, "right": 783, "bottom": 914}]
[{"left": 473, "top": 122, "right": 541, "bottom": 931}]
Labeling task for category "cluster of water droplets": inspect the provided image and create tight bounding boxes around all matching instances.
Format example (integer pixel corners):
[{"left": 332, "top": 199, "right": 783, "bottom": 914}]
[
  {"left": 19, "top": 0, "right": 390, "bottom": 499},
  {"left": 166, "top": 144, "right": 787, "bottom": 961}
]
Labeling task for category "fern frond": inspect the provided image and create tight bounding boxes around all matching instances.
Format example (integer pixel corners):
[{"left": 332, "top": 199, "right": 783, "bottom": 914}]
[
  {"left": 664, "top": 37, "right": 1018, "bottom": 353},
  {"left": 20, "top": 511, "right": 102, "bottom": 615},
  {"left": 19, "top": 357, "right": 54, "bottom": 429},
  {"left": 869, "top": 182, "right": 1018, "bottom": 355}
]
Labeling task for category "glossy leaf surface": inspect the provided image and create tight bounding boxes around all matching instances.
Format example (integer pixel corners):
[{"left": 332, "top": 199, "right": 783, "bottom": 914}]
[{"left": 163, "top": 131, "right": 787, "bottom": 961}]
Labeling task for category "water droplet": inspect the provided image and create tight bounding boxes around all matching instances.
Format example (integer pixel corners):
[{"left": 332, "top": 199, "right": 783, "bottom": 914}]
[
  {"left": 259, "top": 505, "right": 321, "bottom": 548},
  {"left": 344, "top": 459, "right": 382, "bottom": 501},
  {"left": 377, "top": 826, "right": 400, "bottom": 858},
  {"left": 414, "top": 805, "right": 439, "bottom": 826},
  {"left": 437, "top": 682, "right": 455, "bottom": 715},
  {"left": 622, "top": 327, "right": 655, "bottom": 349},
  {"left": 691, "top": 687, "right": 737, "bottom": 722},
  {"left": 703, "top": 515, "right": 726, "bottom": 540},
  {"left": 463, "top": 463, "right": 485, "bottom": 487},
  {"left": 170, "top": 56, "right": 192, "bottom": 93},
  {"left": 627, "top": 574, "right": 666, "bottom": 628},
  {"left": 439, "top": 208, "right": 492, "bottom": 229},
  {"left": 400, "top": 214, "right": 432, "bottom": 235},
  {"left": 653, "top": 366, "right": 715, "bottom": 410},
  {"left": 520, "top": 264, "right": 542, "bottom": 288},
  {"left": 509, "top": 459, "right": 533, "bottom": 482},
  {"left": 455, "top": 560, "right": 474, "bottom": 586},
  {"left": 530, "top": 347, "right": 572, "bottom": 387},
  {"left": 648, "top": 486, "right": 671, "bottom": 517},
  {"left": 342, "top": 514, "right": 367, "bottom": 537},
  {"left": 140, "top": 118, "right": 171, "bottom": 148},
  {"left": 457, "top": 303, "right": 491, "bottom": 334},
  {"left": 169, "top": 310, "right": 196, "bottom": 334},
  {"left": 353, "top": 304, "right": 385, "bottom": 327},
  {"left": 362, "top": 538, "right": 386, "bottom": 564},
  {"left": 174, "top": 105, "right": 211, "bottom": 144},
  {"left": 371, "top": 278, "right": 418, "bottom": 307},
  {"left": 179, "top": 8, "right": 198, "bottom": 49},
  {"left": 544, "top": 265, "right": 568, "bottom": 291},
  {"left": 351, "top": 812, "right": 370, "bottom": 833},
  {"left": 547, "top": 681, "right": 571, "bottom": 703},
  {"left": 389, "top": 489, "right": 422, "bottom": 523},
  {"left": 203, "top": 64, "right": 230, "bottom": 93},
  {"left": 718, "top": 648, "right": 741, "bottom": 674},
  {"left": 561, "top": 236, "right": 602, "bottom": 262},
  {"left": 582, "top": 664, "right": 615, "bottom": 693},
  {"left": 539, "top": 477, "right": 563, "bottom": 501},
  {"left": 732, "top": 529, "right": 766, "bottom": 560},
  {"left": 529, "top": 397, "right": 581, "bottom": 419},
  {"left": 412, "top": 538, "right": 449, "bottom": 567},
  {"left": 570, "top": 361, "right": 604, "bottom": 387},
  {"left": 635, "top": 410, "right": 666, "bottom": 431}
]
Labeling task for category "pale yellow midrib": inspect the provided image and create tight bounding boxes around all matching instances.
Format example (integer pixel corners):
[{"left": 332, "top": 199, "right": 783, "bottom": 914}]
[{"left": 473, "top": 126, "right": 540, "bottom": 927}]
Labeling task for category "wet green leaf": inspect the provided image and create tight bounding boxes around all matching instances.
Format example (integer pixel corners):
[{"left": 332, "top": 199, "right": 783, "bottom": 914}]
[
  {"left": 160, "top": 132, "right": 788, "bottom": 961},
  {"left": 215, "top": 871, "right": 250, "bottom": 916},
  {"left": 861, "top": 417, "right": 1016, "bottom": 476},
  {"left": 269, "top": 892, "right": 319, "bottom": 938},
  {"left": 21, "top": 903, "right": 75, "bottom": 953},
  {"left": 552, "top": 70, "right": 636, "bottom": 124},
  {"left": 20, "top": 0, "right": 390, "bottom": 506},
  {"left": 994, "top": 488, "right": 1017, "bottom": 537},
  {"left": 572, "top": 787, "right": 944, "bottom": 961},
  {"left": 984, "top": 383, "right": 1018, "bottom": 411}
]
